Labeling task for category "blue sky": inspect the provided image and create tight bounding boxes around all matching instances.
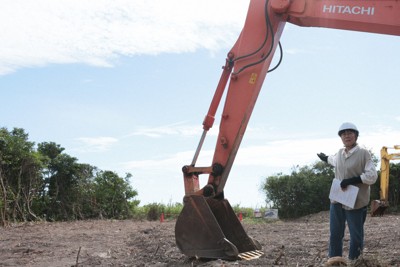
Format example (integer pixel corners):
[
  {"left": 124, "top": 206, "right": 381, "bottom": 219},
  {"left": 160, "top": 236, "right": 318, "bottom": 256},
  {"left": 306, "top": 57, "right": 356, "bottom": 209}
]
[{"left": 1, "top": 0, "right": 399, "bottom": 207}]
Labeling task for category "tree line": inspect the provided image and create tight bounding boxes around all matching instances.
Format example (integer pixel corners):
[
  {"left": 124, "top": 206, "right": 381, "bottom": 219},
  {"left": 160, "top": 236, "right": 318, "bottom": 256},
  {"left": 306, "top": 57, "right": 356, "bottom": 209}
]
[
  {"left": 0, "top": 127, "right": 139, "bottom": 226},
  {"left": 261, "top": 156, "right": 400, "bottom": 219},
  {"left": 1, "top": 126, "right": 398, "bottom": 225}
]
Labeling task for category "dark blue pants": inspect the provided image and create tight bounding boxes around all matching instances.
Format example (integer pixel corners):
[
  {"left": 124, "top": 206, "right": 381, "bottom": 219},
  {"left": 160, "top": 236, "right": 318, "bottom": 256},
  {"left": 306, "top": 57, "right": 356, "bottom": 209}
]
[{"left": 329, "top": 203, "right": 367, "bottom": 260}]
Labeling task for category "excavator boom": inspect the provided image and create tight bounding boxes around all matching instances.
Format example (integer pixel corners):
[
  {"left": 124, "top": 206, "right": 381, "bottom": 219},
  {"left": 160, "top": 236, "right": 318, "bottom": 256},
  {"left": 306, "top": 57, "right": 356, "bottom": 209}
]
[
  {"left": 176, "top": 0, "right": 400, "bottom": 260},
  {"left": 371, "top": 145, "right": 400, "bottom": 216}
]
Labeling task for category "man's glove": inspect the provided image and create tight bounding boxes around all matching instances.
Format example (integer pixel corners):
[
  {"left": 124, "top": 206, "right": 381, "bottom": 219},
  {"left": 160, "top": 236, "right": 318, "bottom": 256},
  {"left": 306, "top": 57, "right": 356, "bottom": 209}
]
[
  {"left": 340, "top": 176, "right": 362, "bottom": 188},
  {"left": 317, "top": 153, "right": 328, "bottom": 163}
]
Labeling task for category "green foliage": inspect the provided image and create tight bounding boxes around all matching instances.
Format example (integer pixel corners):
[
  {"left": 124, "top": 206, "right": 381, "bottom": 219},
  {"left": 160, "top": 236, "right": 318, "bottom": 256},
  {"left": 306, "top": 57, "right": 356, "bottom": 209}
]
[
  {"left": 0, "top": 127, "right": 140, "bottom": 225},
  {"left": 0, "top": 127, "right": 44, "bottom": 224},
  {"left": 261, "top": 156, "right": 400, "bottom": 219},
  {"left": 93, "top": 171, "right": 138, "bottom": 219},
  {"left": 144, "top": 203, "right": 163, "bottom": 221},
  {"left": 164, "top": 201, "right": 183, "bottom": 218},
  {"left": 232, "top": 204, "right": 255, "bottom": 218},
  {"left": 131, "top": 202, "right": 183, "bottom": 221},
  {"left": 2, "top": 125, "right": 398, "bottom": 225},
  {"left": 261, "top": 162, "right": 334, "bottom": 219}
]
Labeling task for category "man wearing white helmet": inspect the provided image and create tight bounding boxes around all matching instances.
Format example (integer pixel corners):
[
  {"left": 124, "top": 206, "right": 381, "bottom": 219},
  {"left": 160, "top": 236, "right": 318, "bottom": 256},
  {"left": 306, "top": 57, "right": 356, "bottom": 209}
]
[{"left": 317, "top": 122, "right": 377, "bottom": 262}]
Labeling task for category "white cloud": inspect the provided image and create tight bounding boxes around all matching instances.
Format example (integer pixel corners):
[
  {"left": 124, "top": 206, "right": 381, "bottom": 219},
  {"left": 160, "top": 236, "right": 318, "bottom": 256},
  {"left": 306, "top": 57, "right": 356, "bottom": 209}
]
[
  {"left": 128, "top": 122, "right": 219, "bottom": 138},
  {"left": 122, "top": 150, "right": 190, "bottom": 169},
  {"left": 0, "top": 0, "right": 249, "bottom": 75},
  {"left": 117, "top": 128, "right": 400, "bottom": 206},
  {"left": 123, "top": 120, "right": 400, "bottom": 167},
  {"left": 74, "top": 136, "right": 118, "bottom": 152},
  {"left": 122, "top": 128, "right": 400, "bottom": 174}
]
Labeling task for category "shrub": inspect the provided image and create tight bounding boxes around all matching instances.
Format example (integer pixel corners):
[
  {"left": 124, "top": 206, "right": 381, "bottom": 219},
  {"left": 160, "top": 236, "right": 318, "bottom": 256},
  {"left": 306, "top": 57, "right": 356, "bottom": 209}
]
[{"left": 261, "top": 163, "right": 333, "bottom": 219}]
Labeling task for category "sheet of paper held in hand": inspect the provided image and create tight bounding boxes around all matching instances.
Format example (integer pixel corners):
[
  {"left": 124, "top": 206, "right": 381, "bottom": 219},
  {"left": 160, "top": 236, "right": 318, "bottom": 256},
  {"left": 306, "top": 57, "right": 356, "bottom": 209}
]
[{"left": 329, "top": 178, "right": 359, "bottom": 208}]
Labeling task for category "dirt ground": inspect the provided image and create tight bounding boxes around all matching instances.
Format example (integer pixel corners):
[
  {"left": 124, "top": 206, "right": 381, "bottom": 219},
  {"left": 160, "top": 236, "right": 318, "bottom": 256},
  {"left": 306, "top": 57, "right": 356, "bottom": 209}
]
[{"left": 0, "top": 211, "right": 399, "bottom": 267}]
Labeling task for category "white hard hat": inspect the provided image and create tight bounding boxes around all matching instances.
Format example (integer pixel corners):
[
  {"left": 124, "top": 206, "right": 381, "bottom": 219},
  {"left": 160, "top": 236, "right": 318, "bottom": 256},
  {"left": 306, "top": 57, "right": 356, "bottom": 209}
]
[{"left": 338, "top": 122, "right": 359, "bottom": 136}]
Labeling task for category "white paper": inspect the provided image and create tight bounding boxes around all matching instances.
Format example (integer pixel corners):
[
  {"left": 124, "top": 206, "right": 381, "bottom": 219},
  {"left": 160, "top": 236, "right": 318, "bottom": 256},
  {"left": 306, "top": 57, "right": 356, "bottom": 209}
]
[{"left": 329, "top": 178, "right": 359, "bottom": 208}]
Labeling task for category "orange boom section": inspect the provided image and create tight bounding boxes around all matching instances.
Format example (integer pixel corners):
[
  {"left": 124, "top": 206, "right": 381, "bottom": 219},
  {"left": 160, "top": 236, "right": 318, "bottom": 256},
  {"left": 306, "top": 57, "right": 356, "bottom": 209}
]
[{"left": 175, "top": 0, "right": 400, "bottom": 260}]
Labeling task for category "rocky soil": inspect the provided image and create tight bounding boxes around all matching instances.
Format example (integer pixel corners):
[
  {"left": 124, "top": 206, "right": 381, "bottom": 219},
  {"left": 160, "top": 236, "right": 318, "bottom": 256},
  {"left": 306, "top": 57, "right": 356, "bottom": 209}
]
[{"left": 0, "top": 211, "right": 399, "bottom": 266}]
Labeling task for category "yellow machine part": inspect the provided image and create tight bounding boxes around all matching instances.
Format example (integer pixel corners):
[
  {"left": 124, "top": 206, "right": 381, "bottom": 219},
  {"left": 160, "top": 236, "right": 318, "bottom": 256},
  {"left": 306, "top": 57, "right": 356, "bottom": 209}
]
[{"left": 371, "top": 145, "right": 400, "bottom": 217}]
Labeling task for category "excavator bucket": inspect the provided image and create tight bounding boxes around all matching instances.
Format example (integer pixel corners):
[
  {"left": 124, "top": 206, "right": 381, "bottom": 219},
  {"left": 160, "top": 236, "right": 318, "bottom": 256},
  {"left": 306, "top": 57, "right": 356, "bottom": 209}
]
[
  {"left": 370, "top": 200, "right": 388, "bottom": 217},
  {"left": 175, "top": 195, "right": 263, "bottom": 260}
]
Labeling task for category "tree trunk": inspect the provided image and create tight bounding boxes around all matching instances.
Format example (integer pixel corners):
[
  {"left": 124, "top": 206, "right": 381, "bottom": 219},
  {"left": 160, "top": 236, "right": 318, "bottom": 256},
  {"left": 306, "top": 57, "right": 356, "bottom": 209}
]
[{"left": 0, "top": 168, "right": 9, "bottom": 226}]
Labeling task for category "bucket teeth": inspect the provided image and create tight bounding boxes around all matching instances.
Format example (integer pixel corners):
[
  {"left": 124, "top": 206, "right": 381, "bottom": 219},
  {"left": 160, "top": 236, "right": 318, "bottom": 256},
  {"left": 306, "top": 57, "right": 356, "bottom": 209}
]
[
  {"left": 238, "top": 250, "right": 264, "bottom": 260},
  {"left": 175, "top": 195, "right": 262, "bottom": 260}
]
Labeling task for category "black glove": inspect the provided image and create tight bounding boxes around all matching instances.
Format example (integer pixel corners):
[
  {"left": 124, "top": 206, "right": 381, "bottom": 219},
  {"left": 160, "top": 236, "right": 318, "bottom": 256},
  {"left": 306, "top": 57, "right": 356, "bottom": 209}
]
[
  {"left": 317, "top": 153, "right": 328, "bottom": 163},
  {"left": 340, "top": 176, "right": 362, "bottom": 188}
]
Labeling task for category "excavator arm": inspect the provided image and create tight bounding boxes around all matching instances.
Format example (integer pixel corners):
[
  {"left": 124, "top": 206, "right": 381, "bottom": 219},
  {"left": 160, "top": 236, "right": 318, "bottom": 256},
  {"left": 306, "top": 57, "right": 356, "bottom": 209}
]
[
  {"left": 371, "top": 145, "right": 400, "bottom": 216},
  {"left": 176, "top": 0, "right": 400, "bottom": 260}
]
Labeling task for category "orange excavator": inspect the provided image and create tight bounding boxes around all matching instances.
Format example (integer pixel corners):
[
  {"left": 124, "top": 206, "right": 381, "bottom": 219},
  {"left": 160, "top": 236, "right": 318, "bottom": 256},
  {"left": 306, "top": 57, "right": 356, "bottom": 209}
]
[
  {"left": 175, "top": 0, "right": 400, "bottom": 260},
  {"left": 371, "top": 145, "right": 400, "bottom": 216}
]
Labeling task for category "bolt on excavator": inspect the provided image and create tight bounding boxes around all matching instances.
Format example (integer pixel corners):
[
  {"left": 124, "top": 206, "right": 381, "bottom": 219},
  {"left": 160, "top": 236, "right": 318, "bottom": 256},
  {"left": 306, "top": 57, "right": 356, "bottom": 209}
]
[{"left": 175, "top": 0, "right": 400, "bottom": 261}]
